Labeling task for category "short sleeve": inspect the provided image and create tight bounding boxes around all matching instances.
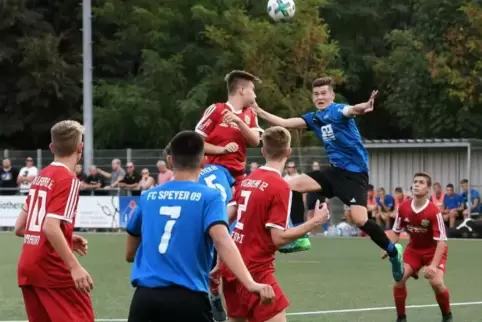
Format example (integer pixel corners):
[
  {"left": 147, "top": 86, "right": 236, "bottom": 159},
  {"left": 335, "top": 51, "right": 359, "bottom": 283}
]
[
  {"left": 331, "top": 103, "right": 351, "bottom": 121},
  {"left": 126, "top": 206, "right": 142, "bottom": 237},
  {"left": 431, "top": 211, "right": 447, "bottom": 241},
  {"left": 195, "top": 104, "right": 219, "bottom": 137},
  {"left": 300, "top": 112, "right": 316, "bottom": 131},
  {"left": 248, "top": 110, "right": 264, "bottom": 133},
  {"left": 265, "top": 186, "right": 292, "bottom": 231},
  {"left": 204, "top": 191, "right": 228, "bottom": 233},
  {"left": 46, "top": 178, "right": 81, "bottom": 223},
  {"left": 473, "top": 190, "right": 480, "bottom": 200},
  {"left": 392, "top": 207, "right": 405, "bottom": 233},
  {"left": 30, "top": 167, "right": 39, "bottom": 176}
]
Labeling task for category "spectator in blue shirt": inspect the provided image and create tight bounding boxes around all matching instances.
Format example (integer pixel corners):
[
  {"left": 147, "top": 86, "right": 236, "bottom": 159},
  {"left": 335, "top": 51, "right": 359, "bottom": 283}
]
[
  {"left": 376, "top": 188, "right": 395, "bottom": 230},
  {"left": 443, "top": 184, "right": 463, "bottom": 228},
  {"left": 460, "top": 179, "right": 481, "bottom": 219}
]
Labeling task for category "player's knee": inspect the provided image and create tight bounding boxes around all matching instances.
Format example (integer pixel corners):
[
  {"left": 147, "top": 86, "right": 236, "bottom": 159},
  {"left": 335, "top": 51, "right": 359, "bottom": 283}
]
[
  {"left": 393, "top": 280, "right": 406, "bottom": 288},
  {"left": 349, "top": 206, "right": 368, "bottom": 226},
  {"left": 265, "top": 310, "right": 287, "bottom": 322},
  {"left": 429, "top": 278, "right": 445, "bottom": 292}
]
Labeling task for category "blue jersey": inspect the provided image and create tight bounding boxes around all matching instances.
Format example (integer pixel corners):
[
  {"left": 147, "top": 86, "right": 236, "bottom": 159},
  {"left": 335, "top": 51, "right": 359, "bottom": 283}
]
[
  {"left": 126, "top": 180, "right": 228, "bottom": 293},
  {"left": 199, "top": 164, "right": 235, "bottom": 206},
  {"left": 301, "top": 103, "right": 369, "bottom": 173}
]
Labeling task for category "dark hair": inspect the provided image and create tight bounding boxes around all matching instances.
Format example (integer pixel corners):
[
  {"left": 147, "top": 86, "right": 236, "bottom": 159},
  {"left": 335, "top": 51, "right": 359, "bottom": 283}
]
[
  {"left": 164, "top": 143, "right": 172, "bottom": 158},
  {"left": 367, "top": 184, "right": 374, "bottom": 191},
  {"left": 446, "top": 183, "right": 454, "bottom": 189},
  {"left": 460, "top": 179, "right": 468, "bottom": 184},
  {"left": 312, "top": 77, "right": 334, "bottom": 90},
  {"left": 395, "top": 187, "right": 403, "bottom": 193},
  {"left": 224, "top": 70, "right": 261, "bottom": 94},
  {"left": 169, "top": 131, "right": 204, "bottom": 170},
  {"left": 413, "top": 172, "right": 432, "bottom": 187}
]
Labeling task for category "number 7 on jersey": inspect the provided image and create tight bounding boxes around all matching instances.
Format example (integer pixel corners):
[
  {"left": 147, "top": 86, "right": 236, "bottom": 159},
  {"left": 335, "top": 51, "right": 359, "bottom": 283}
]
[{"left": 158, "top": 206, "right": 181, "bottom": 254}]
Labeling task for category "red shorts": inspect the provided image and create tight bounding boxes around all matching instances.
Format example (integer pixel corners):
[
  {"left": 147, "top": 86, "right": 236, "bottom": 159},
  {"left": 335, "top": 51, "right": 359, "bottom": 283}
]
[
  {"left": 223, "top": 271, "right": 289, "bottom": 322},
  {"left": 21, "top": 286, "right": 94, "bottom": 322},
  {"left": 403, "top": 247, "right": 448, "bottom": 279}
]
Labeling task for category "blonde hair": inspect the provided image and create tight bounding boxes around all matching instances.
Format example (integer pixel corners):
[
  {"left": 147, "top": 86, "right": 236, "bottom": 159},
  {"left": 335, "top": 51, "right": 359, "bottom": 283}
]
[
  {"left": 50, "top": 120, "right": 84, "bottom": 157},
  {"left": 262, "top": 126, "right": 291, "bottom": 160}
]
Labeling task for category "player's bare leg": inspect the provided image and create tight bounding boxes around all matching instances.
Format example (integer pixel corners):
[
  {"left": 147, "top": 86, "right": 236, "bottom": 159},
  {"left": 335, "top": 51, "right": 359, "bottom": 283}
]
[
  {"left": 392, "top": 263, "right": 414, "bottom": 322},
  {"left": 265, "top": 310, "right": 288, "bottom": 322},
  {"left": 289, "top": 174, "right": 405, "bottom": 281},
  {"left": 229, "top": 317, "right": 247, "bottom": 322},
  {"left": 427, "top": 269, "right": 453, "bottom": 322}
]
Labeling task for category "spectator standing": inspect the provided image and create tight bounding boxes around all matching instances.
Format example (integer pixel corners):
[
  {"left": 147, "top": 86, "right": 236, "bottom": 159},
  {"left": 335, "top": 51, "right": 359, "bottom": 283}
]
[
  {"left": 84, "top": 166, "right": 106, "bottom": 196},
  {"left": 283, "top": 161, "right": 300, "bottom": 181},
  {"left": 0, "top": 159, "right": 19, "bottom": 195},
  {"left": 120, "top": 162, "right": 142, "bottom": 196},
  {"left": 444, "top": 184, "right": 463, "bottom": 228},
  {"left": 17, "top": 157, "right": 38, "bottom": 195},
  {"left": 98, "top": 158, "right": 126, "bottom": 193},
  {"left": 139, "top": 168, "right": 155, "bottom": 192},
  {"left": 246, "top": 162, "right": 259, "bottom": 175},
  {"left": 156, "top": 160, "right": 173, "bottom": 185},
  {"left": 460, "top": 179, "right": 481, "bottom": 218},
  {"left": 75, "top": 164, "right": 88, "bottom": 182}
]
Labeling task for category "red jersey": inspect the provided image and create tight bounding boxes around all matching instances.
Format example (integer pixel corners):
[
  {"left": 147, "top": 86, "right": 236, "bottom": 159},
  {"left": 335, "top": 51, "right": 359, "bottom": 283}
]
[
  {"left": 393, "top": 199, "right": 447, "bottom": 250},
  {"left": 221, "top": 166, "right": 291, "bottom": 281},
  {"left": 195, "top": 102, "right": 263, "bottom": 178},
  {"left": 18, "top": 162, "right": 81, "bottom": 288}
]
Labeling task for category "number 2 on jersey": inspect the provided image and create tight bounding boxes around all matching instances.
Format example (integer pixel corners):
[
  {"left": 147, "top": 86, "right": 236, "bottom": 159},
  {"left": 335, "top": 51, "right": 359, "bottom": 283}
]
[
  {"left": 26, "top": 189, "right": 47, "bottom": 232},
  {"left": 235, "top": 190, "right": 251, "bottom": 230},
  {"left": 158, "top": 206, "right": 181, "bottom": 254}
]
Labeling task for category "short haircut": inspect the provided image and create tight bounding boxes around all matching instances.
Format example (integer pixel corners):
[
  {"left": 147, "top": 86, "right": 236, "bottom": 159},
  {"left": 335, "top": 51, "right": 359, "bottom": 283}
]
[
  {"left": 395, "top": 187, "right": 403, "bottom": 193},
  {"left": 50, "top": 120, "right": 84, "bottom": 157},
  {"left": 169, "top": 131, "right": 204, "bottom": 170},
  {"left": 446, "top": 183, "right": 454, "bottom": 189},
  {"left": 413, "top": 172, "right": 432, "bottom": 187},
  {"left": 433, "top": 182, "right": 441, "bottom": 187},
  {"left": 261, "top": 126, "right": 291, "bottom": 160},
  {"left": 224, "top": 70, "right": 261, "bottom": 94},
  {"left": 367, "top": 184, "right": 374, "bottom": 191},
  {"left": 460, "top": 179, "right": 468, "bottom": 184},
  {"left": 312, "top": 77, "right": 334, "bottom": 90},
  {"left": 164, "top": 143, "right": 172, "bottom": 158}
]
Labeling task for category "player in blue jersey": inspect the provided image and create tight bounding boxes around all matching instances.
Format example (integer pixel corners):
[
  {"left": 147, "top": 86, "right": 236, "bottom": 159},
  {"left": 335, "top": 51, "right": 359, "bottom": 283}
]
[
  {"left": 164, "top": 143, "right": 234, "bottom": 322},
  {"left": 125, "top": 131, "right": 274, "bottom": 322},
  {"left": 253, "top": 77, "right": 405, "bottom": 281}
]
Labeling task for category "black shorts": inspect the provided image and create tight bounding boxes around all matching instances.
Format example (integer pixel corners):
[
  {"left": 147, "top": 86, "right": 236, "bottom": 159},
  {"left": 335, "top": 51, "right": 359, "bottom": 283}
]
[
  {"left": 307, "top": 166, "right": 369, "bottom": 207},
  {"left": 128, "top": 285, "right": 213, "bottom": 322},
  {"left": 306, "top": 192, "right": 326, "bottom": 210}
]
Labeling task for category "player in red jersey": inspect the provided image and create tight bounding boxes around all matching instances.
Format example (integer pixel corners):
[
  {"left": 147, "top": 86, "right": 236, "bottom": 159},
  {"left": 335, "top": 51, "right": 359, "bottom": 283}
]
[
  {"left": 383, "top": 172, "right": 452, "bottom": 322},
  {"left": 195, "top": 70, "right": 263, "bottom": 185},
  {"left": 219, "top": 126, "right": 330, "bottom": 322},
  {"left": 14, "top": 120, "right": 94, "bottom": 322}
]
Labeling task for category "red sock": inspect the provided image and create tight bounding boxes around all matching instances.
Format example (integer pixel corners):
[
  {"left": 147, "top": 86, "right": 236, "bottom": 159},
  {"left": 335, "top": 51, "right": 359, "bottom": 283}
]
[
  {"left": 393, "top": 285, "right": 407, "bottom": 317},
  {"left": 435, "top": 288, "right": 451, "bottom": 314}
]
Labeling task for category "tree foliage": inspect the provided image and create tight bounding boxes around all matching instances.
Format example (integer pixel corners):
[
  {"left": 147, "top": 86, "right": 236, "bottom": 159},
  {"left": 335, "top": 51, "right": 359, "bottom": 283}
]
[{"left": 0, "top": 0, "right": 481, "bottom": 149}]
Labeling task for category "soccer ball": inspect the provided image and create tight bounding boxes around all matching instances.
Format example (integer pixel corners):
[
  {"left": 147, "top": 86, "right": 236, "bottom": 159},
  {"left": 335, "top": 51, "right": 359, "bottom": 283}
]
[{"left": 267, "top": 0, "right": 295, "bottom": 22}]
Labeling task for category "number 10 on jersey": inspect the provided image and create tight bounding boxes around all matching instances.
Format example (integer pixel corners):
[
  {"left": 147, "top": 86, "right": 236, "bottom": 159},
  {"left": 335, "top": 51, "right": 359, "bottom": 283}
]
[{"left": 158, "top": 206, "right": 181, "bottom": 254}]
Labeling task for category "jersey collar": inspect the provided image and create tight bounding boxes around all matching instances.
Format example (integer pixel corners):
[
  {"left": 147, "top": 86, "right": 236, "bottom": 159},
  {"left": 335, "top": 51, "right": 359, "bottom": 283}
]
[
  {"left": 51, "top": 161, "right": 71, "bottom": 171},
  {"left": 260, "top": 166, "right": 282, "bottom": 176},
  {"left": 226, "top": 101, "right": 243, "bottom": 114},
  {"left": 410, "top": 199, "right": 429, "bottom": 214}
]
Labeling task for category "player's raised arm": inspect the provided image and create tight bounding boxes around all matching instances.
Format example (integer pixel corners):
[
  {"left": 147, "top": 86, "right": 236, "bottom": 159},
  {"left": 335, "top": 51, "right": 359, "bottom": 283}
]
[
  {"left": 342, "top": 90, "right": 378, "bottom": 116},
  {"left": 253, "top": 104, "right": 307, "bottom": 129},
  {"left": 125, "top": 204, "right": 143, "bottom": 262}
]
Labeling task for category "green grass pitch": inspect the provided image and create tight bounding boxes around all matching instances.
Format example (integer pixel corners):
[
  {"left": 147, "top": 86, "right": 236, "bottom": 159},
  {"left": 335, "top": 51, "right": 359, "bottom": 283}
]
[{"left": 0, "top": 233, "right": 481, "bottom": 321}]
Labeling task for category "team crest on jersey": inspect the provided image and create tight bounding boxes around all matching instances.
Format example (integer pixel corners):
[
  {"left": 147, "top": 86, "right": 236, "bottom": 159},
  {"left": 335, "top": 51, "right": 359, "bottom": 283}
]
[
  {"left": 245, "top": 115, "right": 250, "bottom": 124},
  {"left": 421, "top": 219, "right": 430, "bottom": 227}
]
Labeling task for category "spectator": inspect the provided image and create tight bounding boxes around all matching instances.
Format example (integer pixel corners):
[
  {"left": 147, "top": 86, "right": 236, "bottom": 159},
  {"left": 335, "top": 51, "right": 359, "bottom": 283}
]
[
  {"left": 0, "top": 159, "right": 19, "bottom": 195},
  {"left": 393, "top": 186, "right": 408, "bottom": 215},
  {"left": 444, "top": 183, "right": 463, "bottom": 228},
  {"left": 156, "top": 160, "right": 173, "bottom": 185},
  {"left": 17, "top": 157, "right": 38, "bottom": 195},
  {"left": 376, "top": 187, "right": 395, "bottom": 229},
  {"left": 460, "top": 179, "right": 481, "bottom": 218},
  {"left": 98, "top": 158, "right": 126, "bottom": 192},
  {"left": 75, "top": 164, "right": 88, "bottom": 182},
  {"left": 84, "top": 166, "right": 106, "bottom": 196},
  {"left": 430, "top": 182, "right": 445, "bottom": 212},
  {"left": 139, "top": 168, "right": 155, "bottom": 192},
  {"left": 283, "top": 161, "right": 299, "bottom": 181},
  {"left": 119, "top": 162, "right": 142, "bottom": 196},
  {"left": 246, "top": 162, "right": 259, "bottom": 175},
  {"left": 366, "top": 184, "right": 377, "bottom": 220},
  {"left": 311, "top": 161, "right": 320, "bottom": 172}
]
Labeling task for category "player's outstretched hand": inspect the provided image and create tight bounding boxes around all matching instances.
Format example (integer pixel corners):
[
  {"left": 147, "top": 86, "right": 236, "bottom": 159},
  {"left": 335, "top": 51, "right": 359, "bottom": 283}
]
[
  {"left": 222, "top": 109, "right": 242, "bottom": 125},
  {"left": 223, "top": 142, "right": 239, "bottom": 154},
  {"left": 72, "top": 265, "right": 94, "bottom": 293},
  {"left": 363, "top": 90, "right": 378, "bottom": 114},
  {"left": 423, "top": 265, "right": 437, "bottom": 280},
  {"left": 312, "top": 200, "right": 330, "bottom": 225},
  {"left": 248, "top": 282, "right": 275, "bottom": 305},
  {"left": 73, "top": 234, "right": 88, "bottom": 256}
]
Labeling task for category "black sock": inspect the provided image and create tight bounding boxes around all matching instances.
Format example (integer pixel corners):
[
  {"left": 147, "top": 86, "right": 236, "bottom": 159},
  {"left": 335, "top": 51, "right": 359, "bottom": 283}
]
[
  {"left": 289, "top": 191, "right": 305, "bottom": 225},
  {"left": 360, "top": 219, "right": 398, "bottom": 257}
]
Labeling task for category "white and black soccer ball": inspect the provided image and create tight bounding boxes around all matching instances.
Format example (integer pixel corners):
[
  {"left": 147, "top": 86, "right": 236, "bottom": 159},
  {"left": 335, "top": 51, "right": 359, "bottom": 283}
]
[{"left": 267, "top": 0, "right": 296, "bottom": 22}]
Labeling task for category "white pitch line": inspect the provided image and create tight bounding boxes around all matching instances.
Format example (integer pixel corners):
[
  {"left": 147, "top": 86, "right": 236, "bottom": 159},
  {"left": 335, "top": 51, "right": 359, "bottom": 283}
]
[{"left": 1, "top": 300, "right": 481, "bottom": 321}]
